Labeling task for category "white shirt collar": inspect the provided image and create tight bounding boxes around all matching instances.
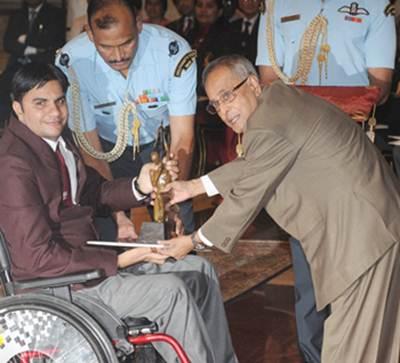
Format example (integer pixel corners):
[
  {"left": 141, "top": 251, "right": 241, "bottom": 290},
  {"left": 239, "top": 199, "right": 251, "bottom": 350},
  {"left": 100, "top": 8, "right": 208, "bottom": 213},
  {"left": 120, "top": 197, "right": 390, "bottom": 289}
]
[
  {"left": 42, "top": 136, "right": 66, "bottom": 152},
  {"left": 30, "top": 3, "right": 44, "bottom": 13},
  {"left": 243, "top": 14, "right": 259, "bottom": 26}
]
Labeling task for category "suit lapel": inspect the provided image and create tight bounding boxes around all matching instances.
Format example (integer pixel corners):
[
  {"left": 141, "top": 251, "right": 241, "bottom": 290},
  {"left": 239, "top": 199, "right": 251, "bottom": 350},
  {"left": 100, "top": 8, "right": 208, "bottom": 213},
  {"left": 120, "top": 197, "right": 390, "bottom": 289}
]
[{"left": 251, "top": 16, "right": 260, "bottom": 36}]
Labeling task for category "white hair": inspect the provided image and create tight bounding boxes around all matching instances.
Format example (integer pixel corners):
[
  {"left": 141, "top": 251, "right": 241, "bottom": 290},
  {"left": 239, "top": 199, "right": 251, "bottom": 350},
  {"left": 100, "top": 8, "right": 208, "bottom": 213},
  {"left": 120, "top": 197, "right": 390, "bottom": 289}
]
[{"left": 202, "top": 55, "right": 259, "bottom": 87}]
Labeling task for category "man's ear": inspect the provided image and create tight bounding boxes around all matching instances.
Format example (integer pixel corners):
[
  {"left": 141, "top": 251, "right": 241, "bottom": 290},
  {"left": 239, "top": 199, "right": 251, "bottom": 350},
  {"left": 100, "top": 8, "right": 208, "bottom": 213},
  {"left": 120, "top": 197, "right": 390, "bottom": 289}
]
[
  {"left": 248, "top": 74, "right": 262, "bottom": 96},
  {"left": 136, "top": 14, "right": 143, "bottom": 32},
  {"left": 87, "top": 26, "right": 94, "bottom": 43},
  {"left": 12, "top": 101, "right": 24, "bottom": 122}
]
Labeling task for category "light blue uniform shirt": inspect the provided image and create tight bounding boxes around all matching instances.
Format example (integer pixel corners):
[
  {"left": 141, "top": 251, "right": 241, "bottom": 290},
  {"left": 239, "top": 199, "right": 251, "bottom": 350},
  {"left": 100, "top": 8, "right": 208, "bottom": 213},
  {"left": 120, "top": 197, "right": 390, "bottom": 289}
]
[
  {"left": 57, "top": 24, "right": 197, "bottom": 145},
  {"left": 256, "top": 0, "right": 396, "bottom": 85}
]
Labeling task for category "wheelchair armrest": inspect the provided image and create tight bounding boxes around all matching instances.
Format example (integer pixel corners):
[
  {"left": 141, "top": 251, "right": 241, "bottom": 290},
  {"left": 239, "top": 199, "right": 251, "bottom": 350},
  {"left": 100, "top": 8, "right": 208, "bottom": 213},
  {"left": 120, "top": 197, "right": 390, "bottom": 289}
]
[
  {"left": 14, "top": 269, "right": 104, "bottom": 291},
  {"left": 123, "top": 316, "right": 159, "bottom": 335}
]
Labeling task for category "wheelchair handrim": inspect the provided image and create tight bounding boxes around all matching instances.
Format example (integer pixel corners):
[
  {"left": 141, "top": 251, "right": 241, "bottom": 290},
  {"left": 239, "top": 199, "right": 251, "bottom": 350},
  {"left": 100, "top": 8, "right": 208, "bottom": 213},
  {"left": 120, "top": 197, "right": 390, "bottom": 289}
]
[{"left": 0, "top": 293, "right": 120, "bottom": 363}]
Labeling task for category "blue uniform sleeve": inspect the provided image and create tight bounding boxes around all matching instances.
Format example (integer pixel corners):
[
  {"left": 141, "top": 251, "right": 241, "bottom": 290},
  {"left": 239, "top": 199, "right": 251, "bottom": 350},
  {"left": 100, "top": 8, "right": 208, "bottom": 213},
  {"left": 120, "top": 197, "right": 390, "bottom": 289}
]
[
  {"left": 256, "top": 2, "right": 285, "bottom": 67},
  {"left": 365, "top": 0, "right": 396, "bottom": 69},
  {"left": 168, "top": 39, "right": 197, "bottom": 116}
]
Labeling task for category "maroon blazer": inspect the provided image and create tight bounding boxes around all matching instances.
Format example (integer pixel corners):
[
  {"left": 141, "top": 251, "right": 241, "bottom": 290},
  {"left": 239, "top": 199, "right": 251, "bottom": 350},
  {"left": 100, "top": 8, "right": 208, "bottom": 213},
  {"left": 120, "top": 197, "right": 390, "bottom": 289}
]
[{"left": 0, "top": 118, "right": 141, "bottom": 282}]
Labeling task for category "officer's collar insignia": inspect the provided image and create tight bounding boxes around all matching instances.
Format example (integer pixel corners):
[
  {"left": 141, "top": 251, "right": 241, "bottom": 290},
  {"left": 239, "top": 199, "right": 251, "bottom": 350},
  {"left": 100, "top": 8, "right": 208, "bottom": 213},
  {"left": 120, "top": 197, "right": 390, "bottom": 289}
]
[
  {"left": 174, "top": 50, "right": 197, "bottom": 77},
  {"left": 59, "top": 52, "right": 70, "bottom": 67},
  {"left": 169, "top": 41, "right": 179, "bottom": 56},
  {"left": 384, "top": 0, "right": 396, "bottom": 16},
  {"left": 338, "top": 2, "right": 369, "bottom": 16}
]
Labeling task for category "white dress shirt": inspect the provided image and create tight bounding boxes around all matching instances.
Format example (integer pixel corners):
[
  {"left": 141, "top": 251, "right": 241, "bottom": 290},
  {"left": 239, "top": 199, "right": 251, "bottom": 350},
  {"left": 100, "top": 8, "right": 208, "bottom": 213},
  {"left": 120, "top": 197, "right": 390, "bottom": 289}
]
[
  {"left": 43, "top": 137, "right": 78, "bottom": 204},
  {"left": 198, "top": 175, "right": 220, "bottom": 246},
  {"left": 43, "top": 136, "right": 144, "bottom": 204}
]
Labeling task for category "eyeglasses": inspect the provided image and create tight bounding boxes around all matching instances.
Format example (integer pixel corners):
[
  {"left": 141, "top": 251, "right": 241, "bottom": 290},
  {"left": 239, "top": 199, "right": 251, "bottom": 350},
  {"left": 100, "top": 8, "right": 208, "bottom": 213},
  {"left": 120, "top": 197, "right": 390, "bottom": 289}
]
[{"left": 206, "top": 77, "right": 248, "bottom": 115}]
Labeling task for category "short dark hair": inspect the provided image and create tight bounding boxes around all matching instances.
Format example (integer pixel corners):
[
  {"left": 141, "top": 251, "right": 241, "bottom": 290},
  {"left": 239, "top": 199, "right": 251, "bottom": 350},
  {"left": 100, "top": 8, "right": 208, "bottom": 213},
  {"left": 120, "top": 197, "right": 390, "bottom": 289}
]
[
  {"left": 87, "top": 0, "right": 139, "bottom": 29},
  {"left": 11, "top": 62, "right": 69, "bottom": 103},
  {"left": 146, "top": 0, "right": 168, "bottom": 15},
  {"left": 195, "top": 0, "right": 223, "bottom": 10}
]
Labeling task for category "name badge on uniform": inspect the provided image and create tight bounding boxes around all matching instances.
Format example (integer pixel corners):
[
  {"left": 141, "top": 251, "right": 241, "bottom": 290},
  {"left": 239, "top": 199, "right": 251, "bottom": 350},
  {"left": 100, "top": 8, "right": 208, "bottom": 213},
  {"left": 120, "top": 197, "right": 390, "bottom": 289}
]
[
  {"left": 280, "top": 14, "right": 300, "bottom": 23},
  {"left": 344, "top": 15, "right": 363, "bottom": 23},
  {"left": 94, "top": 101, "right": 116, "bottom": 115},
  {"left": 94, "top": 101, "right": 116, "bottom": 109}
]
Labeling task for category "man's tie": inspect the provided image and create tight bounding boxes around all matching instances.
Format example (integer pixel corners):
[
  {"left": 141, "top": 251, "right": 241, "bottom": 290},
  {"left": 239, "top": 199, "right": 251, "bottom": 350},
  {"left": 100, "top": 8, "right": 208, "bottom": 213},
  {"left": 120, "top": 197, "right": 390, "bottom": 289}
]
[
  {"left": 243, "top": 20, "right": 251, "bottom": 35},
  {"left": 183, "top": 16, "right": 193, "bottom": 35},
  {"left": 55, "top": 144, "right": 73, "bottom": 207},
  {"left": 28, "top": 8, "right": 37, "bottom": 29}
]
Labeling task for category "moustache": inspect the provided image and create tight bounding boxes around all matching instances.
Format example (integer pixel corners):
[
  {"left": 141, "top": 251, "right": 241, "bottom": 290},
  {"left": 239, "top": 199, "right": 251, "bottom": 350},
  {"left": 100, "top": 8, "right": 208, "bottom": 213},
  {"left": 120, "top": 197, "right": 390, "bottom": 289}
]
[{"left": 109, "top": 58, "right": 131, "bottom": 64}]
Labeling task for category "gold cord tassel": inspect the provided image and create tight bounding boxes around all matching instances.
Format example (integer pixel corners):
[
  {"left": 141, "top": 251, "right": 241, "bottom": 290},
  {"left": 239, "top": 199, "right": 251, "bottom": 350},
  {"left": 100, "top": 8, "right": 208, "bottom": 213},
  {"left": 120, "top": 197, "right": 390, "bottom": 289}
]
[
  {"left": 266, "top": 0, "right": 329, "bottom": 85},
  {"left": 70, "top": 64, "right": 140, "bottom": 163},
  {"left": 366, "top": 104, "right": 377, "bottom": 143},
  {"left": 317, "top": 32, "right": 330, "bottom": 84},
  {"left": 236, "top": 133, "right": 244, "bottom": 157},
  {"left": 132, "top": 115, "right": 141, "bottom": 160}
]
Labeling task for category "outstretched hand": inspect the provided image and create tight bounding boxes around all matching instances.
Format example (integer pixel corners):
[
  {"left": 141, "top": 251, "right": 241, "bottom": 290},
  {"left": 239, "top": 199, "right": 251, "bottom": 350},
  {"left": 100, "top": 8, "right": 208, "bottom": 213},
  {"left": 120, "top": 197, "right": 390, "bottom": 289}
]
[
  {"left": 163, "top": 180, "right": 195, "bottom": 207},
  {"left": 158, "top": 235, "right": 193, "bottom": 260},
  {"left": 117, "top": 247, "right": 169, "bottom": 268},
  {"left": 116, "top": 212, "right": 138, "bottom": 241}
]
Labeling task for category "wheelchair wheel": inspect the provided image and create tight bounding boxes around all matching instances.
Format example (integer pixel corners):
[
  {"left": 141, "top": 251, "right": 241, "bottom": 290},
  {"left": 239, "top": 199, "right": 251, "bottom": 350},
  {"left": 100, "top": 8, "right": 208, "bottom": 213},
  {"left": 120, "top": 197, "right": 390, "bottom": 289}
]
[{"left": 0, "top": 293, "right": 120, "bottom": 363}]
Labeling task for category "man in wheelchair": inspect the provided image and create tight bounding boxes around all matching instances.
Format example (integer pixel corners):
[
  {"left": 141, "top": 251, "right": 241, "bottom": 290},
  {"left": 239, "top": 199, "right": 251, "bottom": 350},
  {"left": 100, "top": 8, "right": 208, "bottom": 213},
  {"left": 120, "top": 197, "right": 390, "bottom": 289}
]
[{"left": 0, "top": 62, "right": 238, "bottom": 363}]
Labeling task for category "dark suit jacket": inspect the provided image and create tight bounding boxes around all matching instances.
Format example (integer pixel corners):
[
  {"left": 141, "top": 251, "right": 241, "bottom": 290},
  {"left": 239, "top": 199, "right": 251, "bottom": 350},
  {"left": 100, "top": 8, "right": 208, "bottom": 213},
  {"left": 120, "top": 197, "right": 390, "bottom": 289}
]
[
  {"left": 0, "top": 2, "right": 66, "bottom": 114},
  {"left": 3, "top": 1, "right": 65, "bottom": 66},
  {"left": 168, "top": 16, "right": 193, "bottom": 40},
  {"left": 186, "top": 17, "right": 228, "bottom": 94},
  {"left": 202, "top": 81, "right": 400, "bottom": 310},
  {"left": 220, "top": 16, "right": 259, "bottom": 64},
  {"left": 0, "top": 118, "right": 140, "bottom": 283}
]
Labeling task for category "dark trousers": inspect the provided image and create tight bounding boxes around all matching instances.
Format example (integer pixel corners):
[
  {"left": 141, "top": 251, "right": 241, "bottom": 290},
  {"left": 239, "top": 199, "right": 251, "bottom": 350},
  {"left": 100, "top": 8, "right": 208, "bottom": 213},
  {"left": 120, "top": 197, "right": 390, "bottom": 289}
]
[
  {"left": 290, "top": 238, "right": 329, "bottom": 363},
  {"left": 101, "top": 139, "right": 195, "bottom": 234}
]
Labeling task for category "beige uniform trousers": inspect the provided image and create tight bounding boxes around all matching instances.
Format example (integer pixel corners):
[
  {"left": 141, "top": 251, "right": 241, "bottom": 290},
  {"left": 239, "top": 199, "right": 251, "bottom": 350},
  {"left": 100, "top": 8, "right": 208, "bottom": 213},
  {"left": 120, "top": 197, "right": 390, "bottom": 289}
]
[{"left": 322, "top": 242, "right": 400, "bottom": 363}]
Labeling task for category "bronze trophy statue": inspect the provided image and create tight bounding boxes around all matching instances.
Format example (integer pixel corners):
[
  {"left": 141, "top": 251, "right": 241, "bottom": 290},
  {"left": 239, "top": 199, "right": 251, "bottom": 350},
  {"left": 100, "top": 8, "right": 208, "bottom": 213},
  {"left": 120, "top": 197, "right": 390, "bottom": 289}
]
[
  {"left": 137, "top": 124, "right": 179, "bottom": 242},
  {"left": 150, "top": 150, "right": 170, "bottom": 224}
]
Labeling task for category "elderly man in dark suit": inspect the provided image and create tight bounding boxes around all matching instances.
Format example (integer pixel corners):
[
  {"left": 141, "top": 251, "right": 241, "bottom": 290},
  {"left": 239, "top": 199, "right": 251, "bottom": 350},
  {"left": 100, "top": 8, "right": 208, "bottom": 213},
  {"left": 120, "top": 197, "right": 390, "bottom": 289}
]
[
  {"left": 0, "top": 62, "right": 238, "bottom": 363},
  {"left": 162, "top": 55, "right": 400, "bottom": 363},
  {"left": 0, "top": 0, "right": 66, "bottom": 125}
]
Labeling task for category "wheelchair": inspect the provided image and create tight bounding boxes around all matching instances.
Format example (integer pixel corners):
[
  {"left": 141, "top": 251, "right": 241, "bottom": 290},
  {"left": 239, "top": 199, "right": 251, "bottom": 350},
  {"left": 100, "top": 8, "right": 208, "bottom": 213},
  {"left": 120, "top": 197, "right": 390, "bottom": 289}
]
[{"left": 0, "top": 230, "right": 190, "bottom": 363}]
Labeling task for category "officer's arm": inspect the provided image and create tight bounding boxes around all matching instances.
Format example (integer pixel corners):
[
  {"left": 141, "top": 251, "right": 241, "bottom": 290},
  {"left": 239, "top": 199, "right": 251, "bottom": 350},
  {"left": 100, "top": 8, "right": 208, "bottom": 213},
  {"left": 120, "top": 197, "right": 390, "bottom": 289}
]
[
  {"left": 168, "top": 40, "right": 196, "bottom": 181},
  {"left": 259, "top": 66, "right": 280, "bottom": 86},
  {"left": 365, "top": 2, "right": 395, "bottom": 104},
  {"left": 368, "top": 68, "right": 393, "bottom": 105},
  {"left": 169, "top": 114, "right": 194, "bottom": 180}
]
